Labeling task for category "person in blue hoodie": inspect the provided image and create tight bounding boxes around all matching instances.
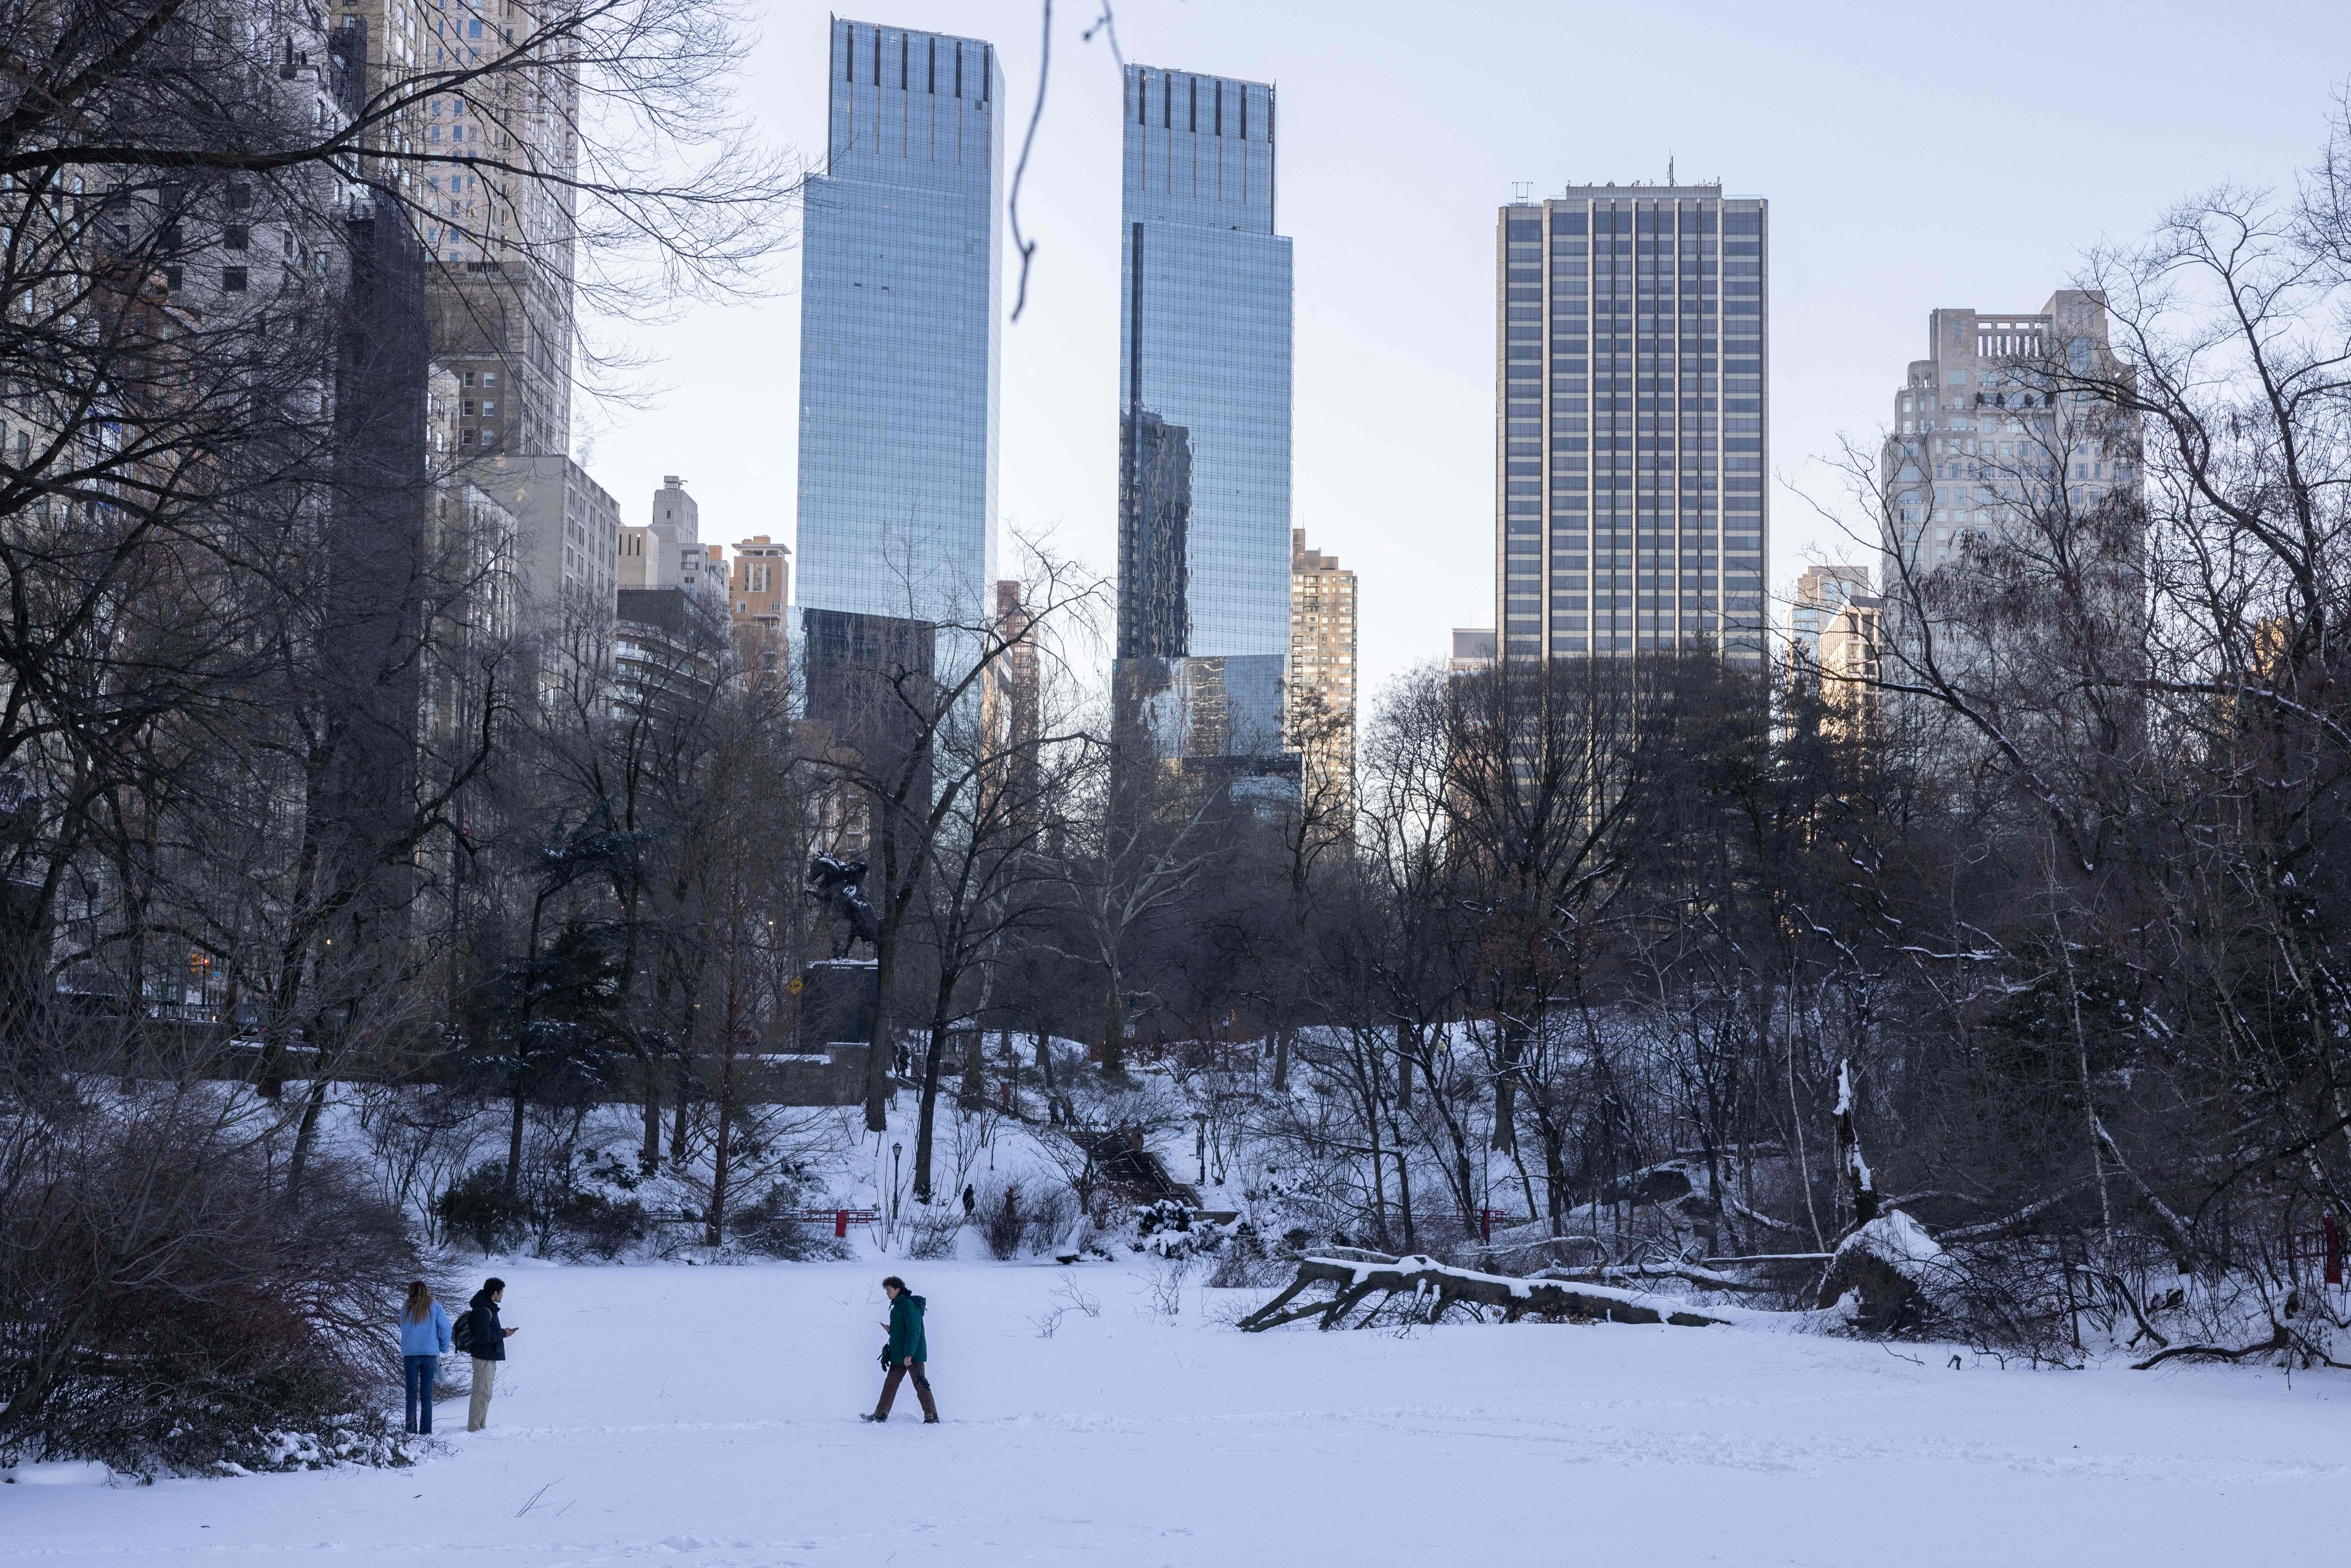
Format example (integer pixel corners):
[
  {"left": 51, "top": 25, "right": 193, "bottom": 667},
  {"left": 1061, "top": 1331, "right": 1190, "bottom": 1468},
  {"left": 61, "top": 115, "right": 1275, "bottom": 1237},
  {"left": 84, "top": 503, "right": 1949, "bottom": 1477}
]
[
  {"left": 860, "top": 1276, "right": 938, "bottom": 1423},
  {"left": 397, "top": 1282, "right": 452, "bottom": 1435}
]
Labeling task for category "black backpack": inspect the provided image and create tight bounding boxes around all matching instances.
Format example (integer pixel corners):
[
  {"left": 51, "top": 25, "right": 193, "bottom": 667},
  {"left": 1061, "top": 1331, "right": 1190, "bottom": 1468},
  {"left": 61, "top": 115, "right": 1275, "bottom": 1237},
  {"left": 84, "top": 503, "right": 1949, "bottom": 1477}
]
[{"left": 451, "top": 1310, "right": 475, "bottom": 1355}]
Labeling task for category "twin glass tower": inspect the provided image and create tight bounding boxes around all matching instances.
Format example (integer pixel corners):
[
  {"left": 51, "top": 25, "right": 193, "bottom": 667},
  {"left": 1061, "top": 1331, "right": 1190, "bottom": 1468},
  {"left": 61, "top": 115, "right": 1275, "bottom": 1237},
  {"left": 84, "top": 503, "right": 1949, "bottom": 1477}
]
[
  {"left": 796, "top": 19, "right": 1004, "bottom": 632},
  {"left": 796, "top": 19, "right": 1295, "bottom": 774},
  {"left": 1113, "top": 65, "right": 1294, "bottom": 771}
]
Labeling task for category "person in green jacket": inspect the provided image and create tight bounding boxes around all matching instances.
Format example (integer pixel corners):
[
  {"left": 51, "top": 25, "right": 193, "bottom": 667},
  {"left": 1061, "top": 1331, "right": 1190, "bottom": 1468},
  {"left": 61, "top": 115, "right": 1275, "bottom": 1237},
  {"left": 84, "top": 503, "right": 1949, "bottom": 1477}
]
[{"left": 861, "top": 1276, "right": 939, "bottom": 1423}]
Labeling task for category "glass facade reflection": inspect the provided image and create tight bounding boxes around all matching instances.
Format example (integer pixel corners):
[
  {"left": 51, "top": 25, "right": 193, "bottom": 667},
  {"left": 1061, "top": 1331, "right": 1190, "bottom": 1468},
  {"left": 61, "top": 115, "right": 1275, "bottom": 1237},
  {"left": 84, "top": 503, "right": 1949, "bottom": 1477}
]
[
  {"left": 1117, "top": 63, "right": 1293, "bottom": 764},
  {"left": 797, "top": 18, "right": 1001, "bottom": 630},
  {"left": 1495, "top": 186, "right": 1768, "bottom": 668}
]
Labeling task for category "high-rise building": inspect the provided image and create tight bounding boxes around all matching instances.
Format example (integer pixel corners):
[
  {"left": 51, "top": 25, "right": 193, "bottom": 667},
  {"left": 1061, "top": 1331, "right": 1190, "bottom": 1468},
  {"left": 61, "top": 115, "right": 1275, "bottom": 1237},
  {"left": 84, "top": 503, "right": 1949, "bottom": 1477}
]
[
  {"left": 1790, "top": 563, "right": 1871, "bottom": 671},
  {"left": 316, "top": 188, "right": 435, "bottom": 936},
  {"left": 336, "top": 0, "right": 581, "bottom": 457},
  {"left": 1448, "top": 628, "right": 1497, "bottom": 675},
  {"left": 1818, "top": 593, "right": 1885, "bottom": 743},
  {"left": 803, "top": 607, "right": 936, "bottom": 803},
  {"left": 613, "top": 589, "right": 723, "bottom": 722},
  {"left": 1116, "top": 62, "right": 1294, "bottom": 770},
  {"left": 332, "top": 3, "right": 428, "bottom": 194},
  {"left": 620, "top": 476, "right": 727, "bottom": 620},
  {"left": 1879, "top": 291, "right": 2136, "bottom": 588},
  {"left": 622, "top": 474, "right": 700, "bottom": 587},
  {"left": 417, "top": 364, "right": 518, "bottom": 987},
  {"left": 481, "top": 453, "right": 620, "bottom": 689},
  {"left": 730, "top": 536, "right": 791, "bottom": 627},
  {"left": 795, "top": 18, "right": 1001, "bottom": 633},
  {"left": 992, "top": 579, "right": 1041, "bottom": 801},
  {"left": 616, "top": 476, "right": 729, "bottom": 714},
  {"left": 1289, "top": 529, "right": 1356, "bottom": 815},
  {"left": 1494, "top": 185, "right": 1767, "bottom": 666},
  {"left": 730, "top": 535, "right": 793, "bottom": 678}
]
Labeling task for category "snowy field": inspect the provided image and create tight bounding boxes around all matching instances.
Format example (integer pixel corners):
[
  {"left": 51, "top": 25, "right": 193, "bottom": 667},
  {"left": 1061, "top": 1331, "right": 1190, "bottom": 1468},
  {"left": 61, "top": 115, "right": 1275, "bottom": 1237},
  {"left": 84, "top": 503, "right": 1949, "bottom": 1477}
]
[{"left": 3, "top": 1258, "right": 2344, "bottom": 1568}]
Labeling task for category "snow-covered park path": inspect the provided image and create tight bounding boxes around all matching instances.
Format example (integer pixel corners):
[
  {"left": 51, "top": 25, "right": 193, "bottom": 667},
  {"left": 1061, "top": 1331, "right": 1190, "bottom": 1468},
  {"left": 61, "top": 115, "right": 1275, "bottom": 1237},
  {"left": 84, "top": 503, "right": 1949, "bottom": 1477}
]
[{"left": 4, "top": 1258, "right": 2344, "bottom": 1567}]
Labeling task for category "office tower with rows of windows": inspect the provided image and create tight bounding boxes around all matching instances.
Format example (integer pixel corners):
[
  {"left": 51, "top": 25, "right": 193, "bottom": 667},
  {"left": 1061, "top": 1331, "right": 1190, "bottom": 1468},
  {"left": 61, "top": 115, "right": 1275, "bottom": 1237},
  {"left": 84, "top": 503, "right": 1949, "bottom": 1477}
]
[
  {"left": 1116, "top": 62, "right": 1294, "bottom": 770},
  {"left": 1495, "top": 185, "right": 1767, "bottom": 666},
  {"left": 796, "top": 18, "right": 1002, "bottom": 634}
]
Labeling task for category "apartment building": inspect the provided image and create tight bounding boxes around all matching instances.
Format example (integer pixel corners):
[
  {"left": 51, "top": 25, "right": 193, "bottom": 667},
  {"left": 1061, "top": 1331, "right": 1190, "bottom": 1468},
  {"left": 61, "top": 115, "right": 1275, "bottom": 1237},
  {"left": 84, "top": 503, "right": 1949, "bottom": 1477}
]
[{"left": 1289, "top": 529, "right": 1357, "bottom": 816}]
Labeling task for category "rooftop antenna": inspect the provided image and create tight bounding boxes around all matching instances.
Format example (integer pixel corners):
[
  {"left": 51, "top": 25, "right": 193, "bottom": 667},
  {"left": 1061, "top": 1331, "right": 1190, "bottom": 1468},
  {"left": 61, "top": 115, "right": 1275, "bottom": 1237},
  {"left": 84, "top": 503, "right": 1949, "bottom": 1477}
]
[
  {"left": 1668, "top": 153, "right": 1675, "bottom": 185},
  {"left": 1510, "top": 180, "right": 1533, "bottom": 204}
]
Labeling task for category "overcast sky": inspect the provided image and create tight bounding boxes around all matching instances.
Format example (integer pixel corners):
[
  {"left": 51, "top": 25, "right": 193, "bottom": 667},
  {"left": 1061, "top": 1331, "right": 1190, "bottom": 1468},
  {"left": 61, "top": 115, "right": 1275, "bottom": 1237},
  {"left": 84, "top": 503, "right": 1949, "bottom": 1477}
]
[{"left": 581, "top": 0, "right": 2345, "bottom": 702}]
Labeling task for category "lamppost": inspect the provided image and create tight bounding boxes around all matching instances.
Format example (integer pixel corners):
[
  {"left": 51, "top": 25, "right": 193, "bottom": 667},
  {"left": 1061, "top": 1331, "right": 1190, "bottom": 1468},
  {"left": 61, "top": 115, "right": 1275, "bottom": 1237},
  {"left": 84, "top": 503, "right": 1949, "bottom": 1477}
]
[
  {"left": 1194, "top": 1113, "right": 1208, "bottom": 1186},
  {"left": 891, "top": 1142, "right": 903, "bottom": 1225}
]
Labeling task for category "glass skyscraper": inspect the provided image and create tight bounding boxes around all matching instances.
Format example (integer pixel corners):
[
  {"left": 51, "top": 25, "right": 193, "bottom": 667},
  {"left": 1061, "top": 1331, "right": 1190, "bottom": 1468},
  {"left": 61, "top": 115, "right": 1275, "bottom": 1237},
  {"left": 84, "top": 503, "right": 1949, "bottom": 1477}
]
[
  {"left": 1495, "top": 185, "right": 1768, "bottom": 666},
  {"left": 796, "top": 19, "right": 1001, "bottom": 631},
  {"left": 1117, "top": 63, "right": 1294, "bottom": 767}
]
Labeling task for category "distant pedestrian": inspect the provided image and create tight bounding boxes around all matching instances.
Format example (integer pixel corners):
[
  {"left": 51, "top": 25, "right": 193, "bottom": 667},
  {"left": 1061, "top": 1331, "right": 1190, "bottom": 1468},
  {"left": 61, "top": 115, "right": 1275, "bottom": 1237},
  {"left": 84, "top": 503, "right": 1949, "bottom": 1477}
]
[
  {"left": 462, "top": 1277, "right": 519, "bottom": 1431},
  {"left": 961, "top": 1184, "right": 976, "bottom": 1218},
  {"left": 397, "top": 1282, "right": 452, "bottom": 1436},
  {"left": 860, "top": 1276, "right": 938, "bottom": 1424}
]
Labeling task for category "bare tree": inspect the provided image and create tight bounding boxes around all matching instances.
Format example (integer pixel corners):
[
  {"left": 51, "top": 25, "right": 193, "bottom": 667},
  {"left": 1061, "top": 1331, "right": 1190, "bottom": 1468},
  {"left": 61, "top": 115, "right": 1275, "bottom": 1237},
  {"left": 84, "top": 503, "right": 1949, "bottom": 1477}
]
[
  {"left": 806, "top": 546, "right": 1103, "bottom": 1133},
  {"left": 904, "top": 641, "right": 1083, "bottom": 1201}
]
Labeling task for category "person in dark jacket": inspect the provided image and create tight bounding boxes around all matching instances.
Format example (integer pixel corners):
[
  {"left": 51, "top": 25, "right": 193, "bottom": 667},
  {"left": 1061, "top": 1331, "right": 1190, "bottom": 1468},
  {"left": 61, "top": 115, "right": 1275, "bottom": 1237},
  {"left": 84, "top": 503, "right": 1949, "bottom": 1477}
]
[
  {"left": 397, "top": 1281, "right": 452, "bottom": 1435},
  {"left": 861, "top": 1276, "right": 938, "bottom": 1423},
  {"left": 465, "top": 1277, "right": 519, "bottom": 1432}
]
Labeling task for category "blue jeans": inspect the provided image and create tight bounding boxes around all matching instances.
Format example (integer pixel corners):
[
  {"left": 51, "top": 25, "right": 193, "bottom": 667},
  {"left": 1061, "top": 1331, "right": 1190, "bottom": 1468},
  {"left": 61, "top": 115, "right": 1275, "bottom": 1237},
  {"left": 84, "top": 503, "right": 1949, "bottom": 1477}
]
[{"left": 404, "top": 1354, "right": 440, "bottom": 1434}]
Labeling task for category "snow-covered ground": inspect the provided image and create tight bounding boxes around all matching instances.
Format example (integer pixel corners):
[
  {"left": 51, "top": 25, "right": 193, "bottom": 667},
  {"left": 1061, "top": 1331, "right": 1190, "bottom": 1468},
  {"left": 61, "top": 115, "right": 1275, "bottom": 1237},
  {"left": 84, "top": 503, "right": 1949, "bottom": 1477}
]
[{"left": 4, "top": 1258, "right": 2343, "bottom": 1567}]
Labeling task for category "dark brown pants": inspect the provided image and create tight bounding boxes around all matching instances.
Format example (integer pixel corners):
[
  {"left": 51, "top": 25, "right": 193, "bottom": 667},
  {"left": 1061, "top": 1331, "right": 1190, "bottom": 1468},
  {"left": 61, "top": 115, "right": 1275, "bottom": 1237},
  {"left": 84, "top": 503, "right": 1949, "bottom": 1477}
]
[{"left": 874, "top": 1360, "right": 937, "bottom": 1420}]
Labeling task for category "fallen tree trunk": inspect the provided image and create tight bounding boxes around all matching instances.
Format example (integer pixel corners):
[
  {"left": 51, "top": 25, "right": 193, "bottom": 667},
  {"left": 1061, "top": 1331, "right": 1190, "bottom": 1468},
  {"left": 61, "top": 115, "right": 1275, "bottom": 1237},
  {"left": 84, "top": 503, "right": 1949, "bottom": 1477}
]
[
  {"left": 2127, "top": 1322, "right": 2350, "bottom": 1372},
  {"left": 1536, "top": 1262, "right": 1774, "bottom": 1295},
  {"left": 1237, "top": 1255, "right": 1731, "bottom": 1333}
]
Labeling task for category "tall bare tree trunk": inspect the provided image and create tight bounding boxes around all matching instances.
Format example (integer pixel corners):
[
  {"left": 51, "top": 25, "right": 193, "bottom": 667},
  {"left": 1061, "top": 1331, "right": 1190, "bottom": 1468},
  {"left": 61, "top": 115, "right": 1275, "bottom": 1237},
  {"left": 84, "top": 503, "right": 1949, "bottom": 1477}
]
[
  {"left": 2050, "top": 857, "right": 2115, "bottom": 1252},
  {"left": 959, "top": 1026, "right": 985, "bottom": 1110},
  {"left": 283, "top": 1075, "right": 333, "bottom": 1213},
  {"left": 1101, "top": 976, "right": 1126, "bottom": 1079},
  {"left": 914, "top": 964, "right": 957, "bottom": 1201},
  {"left": 914, "top": 1023, "right": 949, "bottom": 1203},
  {"left": 507, "top": 890, "right": 551, "bottom": 1195},
  {"left": 705, "top": 1064, "right": 734, "bottom": 1250},
  {"left": 1833, "top": 1058, "right": 1880, "bottom": 1231},
  {"left": 508, "top": 1086, "right": 527, "bottom": 1186},
  {"left": 1036, "top": 1032, "right": 1063, "bottom": 1124},
  {"left": 1391, "top": 1139, "right": 1418, "bottom": 1252},
  {"left": 864, "top": 935, "right": 897, "bottom": 1133}
]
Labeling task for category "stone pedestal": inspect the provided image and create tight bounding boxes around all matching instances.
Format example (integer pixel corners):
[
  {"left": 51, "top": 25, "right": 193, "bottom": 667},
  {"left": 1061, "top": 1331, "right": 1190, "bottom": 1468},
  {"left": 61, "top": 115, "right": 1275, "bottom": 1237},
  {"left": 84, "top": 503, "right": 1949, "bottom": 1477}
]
[{"left": 798, "top": 959, "right": 877, "bottom": 1054}]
